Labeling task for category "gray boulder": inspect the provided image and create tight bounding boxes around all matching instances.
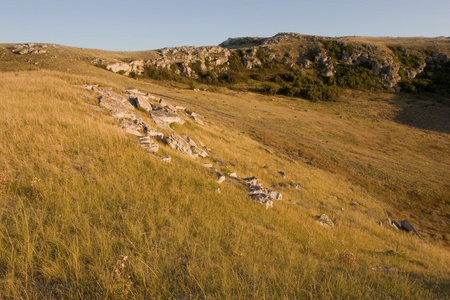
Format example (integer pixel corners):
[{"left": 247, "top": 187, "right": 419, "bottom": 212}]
[
  {"left": 401, "top": 220, "right": 421, "bottom": 238},
  {"left": 129, "top": 95, "right": 153, "bottom": 112}
]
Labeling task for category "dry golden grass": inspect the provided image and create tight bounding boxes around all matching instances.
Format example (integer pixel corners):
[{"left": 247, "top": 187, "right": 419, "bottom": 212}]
[{"left": 0, "top": 44, "right": 449, "bottom": 298}]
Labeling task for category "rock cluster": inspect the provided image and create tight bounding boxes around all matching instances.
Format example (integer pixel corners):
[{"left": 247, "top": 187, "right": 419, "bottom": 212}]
[
  {"left": 10, "top": 43, "right": 48, "bottom": 55},
  {"left": 80, "top": 84, "right": 161, "bottom": 154},
  {"left": 101, "top": 33, "right": 450, "bottom": 90},
  {"left": 243, "top": 176, "right": 282, "bottom": 209},
  {"left": 79, "top": 85, "right": 209, "bottom": 161},
  {"left": 78, "top": 85, "right": 291, "bottom": 210}
]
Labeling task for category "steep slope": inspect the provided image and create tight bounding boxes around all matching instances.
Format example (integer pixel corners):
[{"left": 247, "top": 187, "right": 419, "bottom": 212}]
[{"left": 0, "top": 39, "right": 449, "bottom": 298}]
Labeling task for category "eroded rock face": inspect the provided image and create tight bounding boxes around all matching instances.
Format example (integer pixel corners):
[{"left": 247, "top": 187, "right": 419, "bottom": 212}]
[
  {"left": 151, "top": 46, "right": 232, "bottom": 75},
  {"left": 10, "top": 43, "right": 48, "bottom": 55},
  {"left": 106, "top": 60, "right": 144, "bottom": 76}
]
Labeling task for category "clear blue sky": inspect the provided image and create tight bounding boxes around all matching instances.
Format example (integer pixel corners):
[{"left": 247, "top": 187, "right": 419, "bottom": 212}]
[{"left": 1, "top": 0, "right": 449, "bottom": 51}]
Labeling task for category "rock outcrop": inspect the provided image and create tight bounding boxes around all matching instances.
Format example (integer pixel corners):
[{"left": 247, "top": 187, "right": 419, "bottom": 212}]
[
  {"left": 127, "top": 91, "right": 153, "bottom": 112},
  {"left": 107, "top": 60, "right": 144, "bottom": 76},
  {"left": 79, "top": 84, "right": 163, "bottom": 155},
  {"left": 10, "top": 43, "right": 48, "bottom": 55},
  {"left": 165, "top": 133, "right": 207, "bottom": 159},
  {"left": 317, "top": 214, "right": 335, "bottom": 228},
  {"left": 101, "top": 34, "right": 450, "bottom": 90}
]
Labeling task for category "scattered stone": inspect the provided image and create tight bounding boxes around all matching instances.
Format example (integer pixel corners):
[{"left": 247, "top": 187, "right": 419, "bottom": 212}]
[
  {"left": 290, "top": 181, "right": 304, "bottom": 190},
  {"left": 371, "top": 265, "right": 398, "bottom": 271},
  {"left": 317, "top": 214, "right": 335, "bottom": 228},
  {"left": 229, "top": 172, "right": 237, "bottom": 178},
  {"left": 350, "top": 200, "right": 359, "bottom": 206},
  {"left": 243, "top": 176, "right": 261, "bottom": 187},
  {"left": 244, "top": 176, "right": 282, "bottom": 208},
  {"left": 278, "top": 171, "right": 285, "bottom": 177},
  {"left": 89, "top": 85, "right": 135, "bottom": 110},
  {"left": 182, "top": 134, "right": 208, "bottom": 158},
  {"left": 264, "top": 148, "right": 273, "bottom": 154},
  {"left": 162, "top": 154, "right": 171, "bottom": 163},
  {"left": 185, "top": 109, "right": 204, "bottom": 125},
  {"left": 264, "top": 200, "right": 273, "bottom": 209},
  {"left": 216, "top": 173, "right": 226, "bottom": 184}
]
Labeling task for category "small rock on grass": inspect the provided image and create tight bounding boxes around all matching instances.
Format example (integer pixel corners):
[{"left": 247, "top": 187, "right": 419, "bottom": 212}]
[{"left": 317, "top": 214, "right": 334, "bottom": 228}]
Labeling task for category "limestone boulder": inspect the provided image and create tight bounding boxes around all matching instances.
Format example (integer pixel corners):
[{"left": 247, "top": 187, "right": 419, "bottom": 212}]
[
  {"left": 165, "top": 134, "right": 195, "bottom": 158},
  {"left": 139, "top": 136, "right": 159, "bottom": 153},
  {"left": 149, "top": 107, "right": 185, "bottom": 130},
  {"left": 317, "top": 214, "right": 335, "bottom": 228},
  {"left": 99, "top": 96, "right": 136, "bottom": 119},
  {"left": 129, "top": 95, "right": 153, "bottom": 112}
]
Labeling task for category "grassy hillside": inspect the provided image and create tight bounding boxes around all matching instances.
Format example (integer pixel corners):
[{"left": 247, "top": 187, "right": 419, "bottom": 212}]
[{"left": 0, "top": 42, "right": 449, "bottom": 298}]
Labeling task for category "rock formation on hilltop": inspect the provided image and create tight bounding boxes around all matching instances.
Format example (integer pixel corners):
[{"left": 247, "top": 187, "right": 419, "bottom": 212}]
[{"left": 98, "top": 33, "right": 450, "bottom": 91}]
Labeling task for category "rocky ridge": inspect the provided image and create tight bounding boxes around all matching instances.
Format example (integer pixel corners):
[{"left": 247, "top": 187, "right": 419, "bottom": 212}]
[
  {"left": 78, "top": 84, "right": 283, "bottom": 208},
  {"left": 100, "top": 33, "right": 450, "bottom": 88}
]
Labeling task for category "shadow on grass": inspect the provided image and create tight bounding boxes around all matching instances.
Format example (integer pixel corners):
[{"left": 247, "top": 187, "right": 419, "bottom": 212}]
[{"left": 392, "top": 95, "right": 450, "bottom": 134}]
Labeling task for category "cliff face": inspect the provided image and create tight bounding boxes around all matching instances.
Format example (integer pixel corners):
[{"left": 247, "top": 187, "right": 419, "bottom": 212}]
[{"left": 104, "top": 33, "right": 450, "bottom": 89}]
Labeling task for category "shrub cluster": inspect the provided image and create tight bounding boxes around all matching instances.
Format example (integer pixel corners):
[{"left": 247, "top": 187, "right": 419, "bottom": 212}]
[
  {"left": 333, "top": 63, "right": 379, "bottom": 89},
  {"left": 399, "top": 61, "right": 450, "bottom": 96}
]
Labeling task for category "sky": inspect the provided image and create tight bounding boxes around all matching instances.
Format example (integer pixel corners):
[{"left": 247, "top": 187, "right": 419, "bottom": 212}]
[{"left": 1, "top": 0, "right": 449, "bottom": 51}]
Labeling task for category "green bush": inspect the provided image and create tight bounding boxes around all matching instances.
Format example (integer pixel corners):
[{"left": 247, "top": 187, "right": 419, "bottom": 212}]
[
  {"left": 262, "top": 83, "right": 279, "bottom": 95},
  {"left": 334, "top": 63, "right": 378, "bottom": 89},
  {"left": 399, "top": 61, "right": 450, "bottom": 96},
  {"left": 306, "top": 84, "right": 341, "bottom": 102},
  {"left": 323, "top": 40, "right": 343, "bottom": 60},
  {"left": 279, "top": 84, "right": 301, "bottom": 97}
]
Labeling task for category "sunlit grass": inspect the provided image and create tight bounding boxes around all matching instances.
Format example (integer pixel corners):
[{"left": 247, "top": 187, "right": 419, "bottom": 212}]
[{"left": 0, "top": 64, "right": 448, "bottom": 298}]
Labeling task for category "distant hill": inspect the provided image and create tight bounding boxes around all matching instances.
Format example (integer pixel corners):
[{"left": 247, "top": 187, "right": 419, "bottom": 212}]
[{"left": 72, "top": 32, "right": 450, "bottom": 102}]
